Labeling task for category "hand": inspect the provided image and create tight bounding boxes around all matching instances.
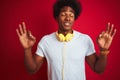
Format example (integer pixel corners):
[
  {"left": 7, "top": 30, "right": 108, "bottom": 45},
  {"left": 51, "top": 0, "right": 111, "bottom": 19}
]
[
  {"left": 16, "top": 22, "right": 36, "bottom": 49},
  {"left": 97, "top": 22, "right": 117, "bottom": 50}
]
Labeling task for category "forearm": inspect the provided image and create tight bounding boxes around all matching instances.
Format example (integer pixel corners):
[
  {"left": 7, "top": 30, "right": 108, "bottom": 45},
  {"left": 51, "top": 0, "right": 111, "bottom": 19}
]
[
  {"left": 94, "top": 53, "right": 108, "bottom": 73},
  {"left": 24, "top": 48, "right": 37, "bottom": 73},
  {"left": 94, "top": 49, "right": 109, "bottom": 73}
]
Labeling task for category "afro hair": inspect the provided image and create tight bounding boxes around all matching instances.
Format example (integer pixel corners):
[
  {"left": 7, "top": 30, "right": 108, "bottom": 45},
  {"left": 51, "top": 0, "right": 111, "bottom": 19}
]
[{"left": 53, "top": 0, "right": 82, "bottom": 20}]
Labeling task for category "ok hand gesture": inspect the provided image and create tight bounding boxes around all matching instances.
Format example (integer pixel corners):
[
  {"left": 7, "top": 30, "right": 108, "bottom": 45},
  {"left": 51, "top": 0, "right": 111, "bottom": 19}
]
[
  {"left": 16, "top": 22, "right": 36, "bottom": 50},
  {"left": 97, "top": 22, "right": 117, "bottom": 50}
]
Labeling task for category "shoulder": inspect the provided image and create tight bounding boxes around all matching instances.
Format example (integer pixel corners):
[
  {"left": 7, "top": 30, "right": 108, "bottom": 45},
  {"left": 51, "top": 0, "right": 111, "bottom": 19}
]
[
  {"left": 42, "top": 32, "right": 56, "bottom": 40},
  {"left": 74, "top": 30, "right": 91, "bottom": 40},
  {"left": 38, "top": 32, "right": 56, "bottom": 44}
]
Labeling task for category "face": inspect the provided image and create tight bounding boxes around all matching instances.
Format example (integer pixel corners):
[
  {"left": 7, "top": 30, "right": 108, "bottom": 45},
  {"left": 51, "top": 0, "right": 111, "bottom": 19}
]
[{"left": 57, "top": 6, "right": 75, "bottom": 32}]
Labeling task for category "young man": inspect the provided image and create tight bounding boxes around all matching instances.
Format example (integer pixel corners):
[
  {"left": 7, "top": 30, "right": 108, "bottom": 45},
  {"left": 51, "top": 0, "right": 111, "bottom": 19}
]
[{"left": 16, "top": 0, "right": 116, "bottom": 80}]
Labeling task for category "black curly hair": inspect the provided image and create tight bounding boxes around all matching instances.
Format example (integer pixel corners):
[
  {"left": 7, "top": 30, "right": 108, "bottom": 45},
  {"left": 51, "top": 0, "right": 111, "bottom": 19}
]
[{"left": 53, "top": 0, "right": 82, "bottom": 20}]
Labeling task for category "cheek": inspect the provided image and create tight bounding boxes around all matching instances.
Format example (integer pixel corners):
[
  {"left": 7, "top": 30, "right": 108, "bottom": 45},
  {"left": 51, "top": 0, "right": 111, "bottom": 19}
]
[
  {"left": 71, "top": 19, "right": 75, "bottom": 23},
  {"left": 60, "top": 17, "right": 65, "bottom": 21},
  {"left": 58, "top": 17, "right": 64, "bottom": 23}
]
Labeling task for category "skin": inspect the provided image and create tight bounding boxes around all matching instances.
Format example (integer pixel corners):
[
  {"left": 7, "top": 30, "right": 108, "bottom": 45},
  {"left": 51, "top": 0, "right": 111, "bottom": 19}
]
[
  {"left": 56, "top": 6, "right": 75, "bottom": 35},
  {"left": 16, "top": 6, "right": 116, "bottom": 74}
]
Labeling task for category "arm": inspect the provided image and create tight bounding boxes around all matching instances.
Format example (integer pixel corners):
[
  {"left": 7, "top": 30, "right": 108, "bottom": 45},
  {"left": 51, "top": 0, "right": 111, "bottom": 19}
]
[
  {"left": 86, "top": 22, "right": 116, "bottom": 74},
  {"left": 16, "top": 22, "right": 44, "bottom": 74},
  {"left": 86, "top": 53, "right": 108, "bottom": 74},
  {"left": 24, "top": 48, "right": 45, "bottom": 74}
]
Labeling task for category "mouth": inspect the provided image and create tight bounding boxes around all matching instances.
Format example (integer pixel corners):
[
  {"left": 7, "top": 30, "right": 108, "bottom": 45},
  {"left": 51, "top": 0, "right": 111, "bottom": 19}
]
[{"left": 64, "top": 22, "right": 71, "bottom": 26}]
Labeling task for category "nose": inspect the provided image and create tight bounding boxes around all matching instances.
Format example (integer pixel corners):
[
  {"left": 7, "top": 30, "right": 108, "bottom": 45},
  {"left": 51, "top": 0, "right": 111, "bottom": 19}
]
[{"left": 65, "top": 15, "right": 70, "bottom": 21}]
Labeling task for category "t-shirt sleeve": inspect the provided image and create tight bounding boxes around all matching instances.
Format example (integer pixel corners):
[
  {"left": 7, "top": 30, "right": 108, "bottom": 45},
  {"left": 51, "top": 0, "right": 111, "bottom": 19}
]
[
  {"left": 36, "top": 36, "right": 46, "bottom": 57},
  {"left": 85, "top": 35, "right": 96, "bottom": 56}
]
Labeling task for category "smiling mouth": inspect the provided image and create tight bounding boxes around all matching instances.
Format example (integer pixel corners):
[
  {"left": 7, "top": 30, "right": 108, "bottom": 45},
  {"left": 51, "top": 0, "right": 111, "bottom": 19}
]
[{"left": 64, "top": 22, "right": 71, "bottom": 26}]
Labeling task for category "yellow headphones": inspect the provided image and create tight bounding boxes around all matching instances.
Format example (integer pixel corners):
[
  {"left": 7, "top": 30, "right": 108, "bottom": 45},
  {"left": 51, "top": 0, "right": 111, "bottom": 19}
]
[{"left": 56, "top": 31, "right": 73, "bottom": 42}]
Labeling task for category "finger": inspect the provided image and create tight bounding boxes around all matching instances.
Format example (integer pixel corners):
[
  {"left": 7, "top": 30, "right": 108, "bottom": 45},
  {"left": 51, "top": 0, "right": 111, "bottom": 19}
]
[
  {"left": 99, "top": 31, "right": 105, "bottom": 38},
  {"left": 30, "top": 32, "right": 36, "bottom": 40},
  {"left": 106, "top": 22, "right": 110, "bottom": 33},
  {"left": 16, "top": 29, "right": 21, "bottom": 37},
  {"left": 101, "top": 31, "right": 105, "bottom": 35},
  {"left": 22, "top": 22, "right": 27, "bottom": 33},
  {"left": 19, "top": 24, "right": 24, "bottom": 35},
  {"left": 112, "top": 29, "right": 117, "bottom": 38},
  {"left": 101, "top": 31, "right": 105, "bottom": 37},
  {"left": 28, "top": 30, "right": 31, "bottom": 36},
  {"left": 103, "top": 31, "right": 110, "bottom": 38},
  {"left": 28, "top": 30, "right": 36, "bottom": 40},
  {"left": 99, "top": 33, "right": 102, "bottom": 38},
  {"left": 31, "top": 35, "right": 36, "bottom": 40},
  {"left": 109, "top": 24, "right": 114, "bottom": 35}
]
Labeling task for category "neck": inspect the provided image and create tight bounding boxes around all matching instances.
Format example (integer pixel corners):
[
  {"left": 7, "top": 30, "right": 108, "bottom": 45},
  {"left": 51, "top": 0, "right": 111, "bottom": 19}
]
[{"left": 58, "top": 29, "right": 73, "bottom": 36}]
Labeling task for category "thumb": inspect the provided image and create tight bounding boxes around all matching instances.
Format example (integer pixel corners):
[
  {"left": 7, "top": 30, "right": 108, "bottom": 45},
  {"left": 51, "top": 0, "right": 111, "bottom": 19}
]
[{"left": 28, "top": 30, "right": 36, "bottom": 40}]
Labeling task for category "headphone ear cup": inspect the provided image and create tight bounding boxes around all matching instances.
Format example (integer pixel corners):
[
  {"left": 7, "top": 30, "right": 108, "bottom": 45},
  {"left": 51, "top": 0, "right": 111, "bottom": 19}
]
[
  {"left": 58, "top": 34, "right": 65, "bottom": 42},
  {"left": 56, "top": 31, "right": 73, "bottom": 42},
  {"left": 65, "top": 33, "right": 73, "bottom": 41}
]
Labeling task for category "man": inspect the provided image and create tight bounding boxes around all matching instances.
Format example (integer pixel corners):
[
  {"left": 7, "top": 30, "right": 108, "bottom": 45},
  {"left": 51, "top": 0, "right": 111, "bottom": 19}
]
[{"left": 16, "top": 0, "right": 116, "bottom": 80}]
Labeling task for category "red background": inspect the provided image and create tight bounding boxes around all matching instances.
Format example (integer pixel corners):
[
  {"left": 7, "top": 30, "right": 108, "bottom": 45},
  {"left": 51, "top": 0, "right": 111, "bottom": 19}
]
[{"left": 0, "top": 0, "right": 120, "bottom": 80}]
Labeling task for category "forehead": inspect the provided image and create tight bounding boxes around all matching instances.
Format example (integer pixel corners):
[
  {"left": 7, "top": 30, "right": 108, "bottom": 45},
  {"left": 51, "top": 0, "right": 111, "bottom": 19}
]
[{"left": 60, "top": 6, "right": 75, "bottom": 13}]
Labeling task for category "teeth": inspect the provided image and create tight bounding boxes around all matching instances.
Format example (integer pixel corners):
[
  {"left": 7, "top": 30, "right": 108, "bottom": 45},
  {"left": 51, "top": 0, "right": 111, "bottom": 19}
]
[{"left": 64, "top": 22, "right": 70, "bottom": 26}]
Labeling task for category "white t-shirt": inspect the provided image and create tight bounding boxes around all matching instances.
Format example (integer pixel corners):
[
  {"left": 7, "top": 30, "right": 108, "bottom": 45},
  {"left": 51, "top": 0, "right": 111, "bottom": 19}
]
[{"left": 36, "top": 30, "right": 96, "bottom": 80}]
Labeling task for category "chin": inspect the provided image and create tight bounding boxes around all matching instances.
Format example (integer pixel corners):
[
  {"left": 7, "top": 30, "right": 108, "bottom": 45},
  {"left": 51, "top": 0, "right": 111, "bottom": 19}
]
[
  {"left": 64, "top": 27, "right": 72, "bottom": 30},
  {"left": 63, "top": 28, "right": 72, "bottom": 31}
]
